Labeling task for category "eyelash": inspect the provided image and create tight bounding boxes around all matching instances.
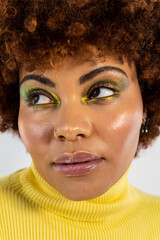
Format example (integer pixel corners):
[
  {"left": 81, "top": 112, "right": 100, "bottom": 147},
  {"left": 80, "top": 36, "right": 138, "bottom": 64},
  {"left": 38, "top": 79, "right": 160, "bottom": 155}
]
[
  {"left": 24, "top": 88, "right": 57, "bottom": 108},
  {"left": 23, "top": 81, "right": 120, "bottom": 108},
  {"left": 86, "top": 81, "right": 120, "bottom": 100}
]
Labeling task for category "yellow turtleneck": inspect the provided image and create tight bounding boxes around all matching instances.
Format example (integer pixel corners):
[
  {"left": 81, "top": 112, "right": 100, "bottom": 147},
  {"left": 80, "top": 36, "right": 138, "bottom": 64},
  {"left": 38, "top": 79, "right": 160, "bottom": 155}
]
[{"left": 0, "top": 162, "right": 160, "bottom": 239}]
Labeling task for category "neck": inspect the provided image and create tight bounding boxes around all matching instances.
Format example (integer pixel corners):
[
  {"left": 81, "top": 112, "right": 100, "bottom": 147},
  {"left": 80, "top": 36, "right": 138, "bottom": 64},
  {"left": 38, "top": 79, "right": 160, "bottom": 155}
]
[{"left": 21, "top": 162, "right": 134, "bottom": 222}]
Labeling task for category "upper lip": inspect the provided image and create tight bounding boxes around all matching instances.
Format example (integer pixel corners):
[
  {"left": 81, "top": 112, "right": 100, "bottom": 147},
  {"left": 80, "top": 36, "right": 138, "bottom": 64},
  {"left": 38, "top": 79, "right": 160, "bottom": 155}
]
[{"left": 54, "top": 151, "right": 103, "bottom": 164}]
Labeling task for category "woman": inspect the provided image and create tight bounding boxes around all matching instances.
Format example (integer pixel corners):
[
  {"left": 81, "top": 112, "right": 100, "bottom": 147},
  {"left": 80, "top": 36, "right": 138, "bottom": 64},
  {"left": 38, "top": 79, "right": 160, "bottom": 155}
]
[{"left": 0, "top": 0, "right": 160, "bottom": 239}]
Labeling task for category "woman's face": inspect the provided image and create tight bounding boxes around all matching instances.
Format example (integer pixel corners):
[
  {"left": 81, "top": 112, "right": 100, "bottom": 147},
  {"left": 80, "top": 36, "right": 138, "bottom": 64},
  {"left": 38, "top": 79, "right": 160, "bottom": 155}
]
[{"left": 18, "top": 54, "right": 144, "bottom": 201}]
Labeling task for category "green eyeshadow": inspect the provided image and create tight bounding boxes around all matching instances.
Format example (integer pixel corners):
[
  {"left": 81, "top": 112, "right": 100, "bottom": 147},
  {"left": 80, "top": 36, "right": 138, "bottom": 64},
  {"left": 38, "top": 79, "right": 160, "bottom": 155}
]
[
  {"left": 81, "top": 78, "right": 129, "bottom": 104},
  {"left": 21, "top": 85, "right": 60, "bottom": 108}
]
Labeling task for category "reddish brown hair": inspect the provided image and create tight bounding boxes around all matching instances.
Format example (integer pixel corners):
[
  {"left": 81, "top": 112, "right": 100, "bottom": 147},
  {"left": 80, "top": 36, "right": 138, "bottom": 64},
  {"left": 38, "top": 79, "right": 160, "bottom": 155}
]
[{"left": 0, "top": 0, "right": 159, "bottom": 155}]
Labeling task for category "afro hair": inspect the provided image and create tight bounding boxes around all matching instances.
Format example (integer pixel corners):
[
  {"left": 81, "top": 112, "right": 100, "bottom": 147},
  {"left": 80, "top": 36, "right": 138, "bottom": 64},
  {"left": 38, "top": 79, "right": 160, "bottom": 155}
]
[{"left": 0, "top": 0, "right": 159, "bottom": 155}]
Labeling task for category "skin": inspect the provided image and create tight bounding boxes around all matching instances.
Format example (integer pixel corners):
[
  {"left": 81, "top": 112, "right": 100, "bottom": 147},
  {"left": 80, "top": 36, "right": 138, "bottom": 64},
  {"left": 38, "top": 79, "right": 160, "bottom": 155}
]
[{"left": 18, "top": 53, "right": 146, "bottom": 201}]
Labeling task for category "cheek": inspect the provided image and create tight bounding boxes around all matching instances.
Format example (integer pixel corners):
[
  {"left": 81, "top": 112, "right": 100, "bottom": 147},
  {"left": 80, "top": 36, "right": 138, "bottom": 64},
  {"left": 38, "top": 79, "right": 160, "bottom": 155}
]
[
  {"left": 18, "top": 112, "right": 53, "bottom": 154},
  {"left": 112, "top": 111, "right": 141, "bottom": 149},
  {"left": 96, "top": 107, "right": 143, "bottom": 154}
]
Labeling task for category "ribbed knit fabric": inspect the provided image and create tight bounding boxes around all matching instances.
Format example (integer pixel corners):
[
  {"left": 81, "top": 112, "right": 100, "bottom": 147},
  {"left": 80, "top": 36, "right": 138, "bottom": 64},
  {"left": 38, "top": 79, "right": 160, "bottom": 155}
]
[{"left": 0, "top": 162, "right": 160, "bottom": 240}]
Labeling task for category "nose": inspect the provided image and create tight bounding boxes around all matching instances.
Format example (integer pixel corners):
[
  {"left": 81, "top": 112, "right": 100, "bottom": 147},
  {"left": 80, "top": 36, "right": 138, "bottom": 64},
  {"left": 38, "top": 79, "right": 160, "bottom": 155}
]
[{"left": 54, "top": 107, "right": 92, "bottom": 141}]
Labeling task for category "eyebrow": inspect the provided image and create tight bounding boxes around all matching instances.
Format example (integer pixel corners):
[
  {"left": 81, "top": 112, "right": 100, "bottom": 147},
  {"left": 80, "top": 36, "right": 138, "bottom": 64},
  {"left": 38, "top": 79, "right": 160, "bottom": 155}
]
[
  {"left": 19, "top": 66, "right": 128, "bottom": 88},
  {"left": 79, "top": 66, "right": 128, "bottom": 85},
  {"left": 19, "top": 74, "right": 55, "bottom": 88}
]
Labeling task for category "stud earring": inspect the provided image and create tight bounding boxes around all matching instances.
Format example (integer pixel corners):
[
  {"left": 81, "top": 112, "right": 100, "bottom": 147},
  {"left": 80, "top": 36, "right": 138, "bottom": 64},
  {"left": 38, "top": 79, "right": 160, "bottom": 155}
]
[{"left": 141, "top": 117, "right": 149, "bottom": 134}]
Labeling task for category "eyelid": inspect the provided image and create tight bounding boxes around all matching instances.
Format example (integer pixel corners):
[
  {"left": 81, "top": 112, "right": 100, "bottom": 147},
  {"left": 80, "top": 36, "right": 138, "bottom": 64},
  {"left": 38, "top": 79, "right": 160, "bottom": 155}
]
[
  {"left": 87, "top": 80, "right": 120, "bottom": 97},
  {"left": 21, "top": 86, "right": 60, "bottom": 107},
  {"left": 27, "top": 88, "right": 54, "bottom": 99},
  {"left": 24, "top": 87, "right": 54, "bottom": 99}
]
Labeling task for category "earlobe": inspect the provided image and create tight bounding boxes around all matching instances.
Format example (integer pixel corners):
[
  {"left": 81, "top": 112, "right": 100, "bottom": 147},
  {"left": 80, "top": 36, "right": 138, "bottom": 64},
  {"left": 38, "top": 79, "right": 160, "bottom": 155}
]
[
  {"left": 142, "top": 105, "right": 147, "bottom": 123},
  {"left": 141, "top": 106, "right": 149, "bottom": 134}
]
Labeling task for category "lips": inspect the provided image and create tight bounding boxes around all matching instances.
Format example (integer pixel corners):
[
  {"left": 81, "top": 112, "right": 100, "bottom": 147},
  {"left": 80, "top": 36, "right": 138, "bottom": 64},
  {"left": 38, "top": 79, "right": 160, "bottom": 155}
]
[
  {"left": 53, "top": 151, "right": 104, "bottom": 176},
  {"left": 53, "top": 152, "right": 103, "bottom": 165}
]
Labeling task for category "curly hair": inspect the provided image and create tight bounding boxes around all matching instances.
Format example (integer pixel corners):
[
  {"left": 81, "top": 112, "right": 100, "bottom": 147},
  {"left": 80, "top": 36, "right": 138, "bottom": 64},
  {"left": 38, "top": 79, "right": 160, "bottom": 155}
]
[{"left": 0, "top": 0, "right": 159, "bottom": 155}]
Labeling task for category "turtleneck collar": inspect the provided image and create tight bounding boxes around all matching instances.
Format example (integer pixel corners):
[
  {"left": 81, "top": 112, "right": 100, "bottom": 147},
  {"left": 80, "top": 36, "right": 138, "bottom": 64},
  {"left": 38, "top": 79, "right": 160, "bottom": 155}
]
[{"left": 21, "top": 161, "right": 134, "bottom": 222}]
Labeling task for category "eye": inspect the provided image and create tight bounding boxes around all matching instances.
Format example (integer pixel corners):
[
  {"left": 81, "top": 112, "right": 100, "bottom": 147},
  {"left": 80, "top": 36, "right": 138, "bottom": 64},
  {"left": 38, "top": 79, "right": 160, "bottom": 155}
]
[
  {"left": 88, "top": 87, "right": 114, "bottom": 99},
  {"left": 87, "top": 81, "right": 120, "bottom": 100},
  {"left": 29, "top": 92, "right": 55, "bottom": 105},
  {"left": 21, "top": 87, "right": 59, "bottom": 107}
]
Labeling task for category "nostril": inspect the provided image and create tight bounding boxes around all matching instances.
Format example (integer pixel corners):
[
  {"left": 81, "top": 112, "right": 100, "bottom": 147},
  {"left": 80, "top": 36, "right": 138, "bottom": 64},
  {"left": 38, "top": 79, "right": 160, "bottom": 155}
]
[
  {"left": 58, "top": 135, "right": 65, "bottom": 141},
  {"left": 57, "top": 134, "right": 85, "bottom": 141},
  {"left": 77, "top": 134, "right": 85, "bottom": 138}
]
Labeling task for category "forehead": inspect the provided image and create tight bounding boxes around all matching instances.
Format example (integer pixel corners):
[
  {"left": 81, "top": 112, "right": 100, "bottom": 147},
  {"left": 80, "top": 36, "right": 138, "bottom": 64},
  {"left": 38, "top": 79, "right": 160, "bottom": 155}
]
[{"left": 19, "top": 53, "right": 137, "bottom": 84}]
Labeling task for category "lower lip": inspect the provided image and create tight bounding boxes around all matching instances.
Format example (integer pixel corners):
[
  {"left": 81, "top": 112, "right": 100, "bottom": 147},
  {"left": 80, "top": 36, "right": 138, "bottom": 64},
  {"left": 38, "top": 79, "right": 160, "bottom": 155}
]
[{"left": 53, "top": 159, "right": 103, "bottom": 176}]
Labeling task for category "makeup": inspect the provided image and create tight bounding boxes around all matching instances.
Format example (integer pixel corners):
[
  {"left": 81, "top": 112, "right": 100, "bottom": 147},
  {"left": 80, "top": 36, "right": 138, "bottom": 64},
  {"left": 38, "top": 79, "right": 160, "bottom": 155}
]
[
  {"left": 18, "top": 56, "right": 143, "bottom": 201},
  {"left": 53, "top": 152, "right": 104, "bottom": 176},
  {"left": 21, "top": 85, "right": 60, "bottom": 108},
  {"left": 81, "top": 77, "right": 129, "bottom": 104},
  {"left": 54, "top": 159, "right": 103, "bottom": 176}
]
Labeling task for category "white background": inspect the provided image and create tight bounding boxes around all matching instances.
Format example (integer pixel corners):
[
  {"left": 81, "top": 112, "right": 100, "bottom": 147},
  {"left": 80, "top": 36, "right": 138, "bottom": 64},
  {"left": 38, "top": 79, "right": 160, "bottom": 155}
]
[{"left": 0, "top": 131, "right": 160, "bottom": 196}]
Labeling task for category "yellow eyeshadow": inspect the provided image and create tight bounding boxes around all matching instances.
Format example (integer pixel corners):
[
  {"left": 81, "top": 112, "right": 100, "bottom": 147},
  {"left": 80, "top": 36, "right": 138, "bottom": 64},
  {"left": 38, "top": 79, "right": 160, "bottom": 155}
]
[
  {"left": 81, "top": 93, "right": 120, "bottom": 104},
  {"left": 81, "top": 79, "right": 125, "bottom": 104},
  {"left": 21, "top": 85, "right": 60, "bottom": 108}
]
